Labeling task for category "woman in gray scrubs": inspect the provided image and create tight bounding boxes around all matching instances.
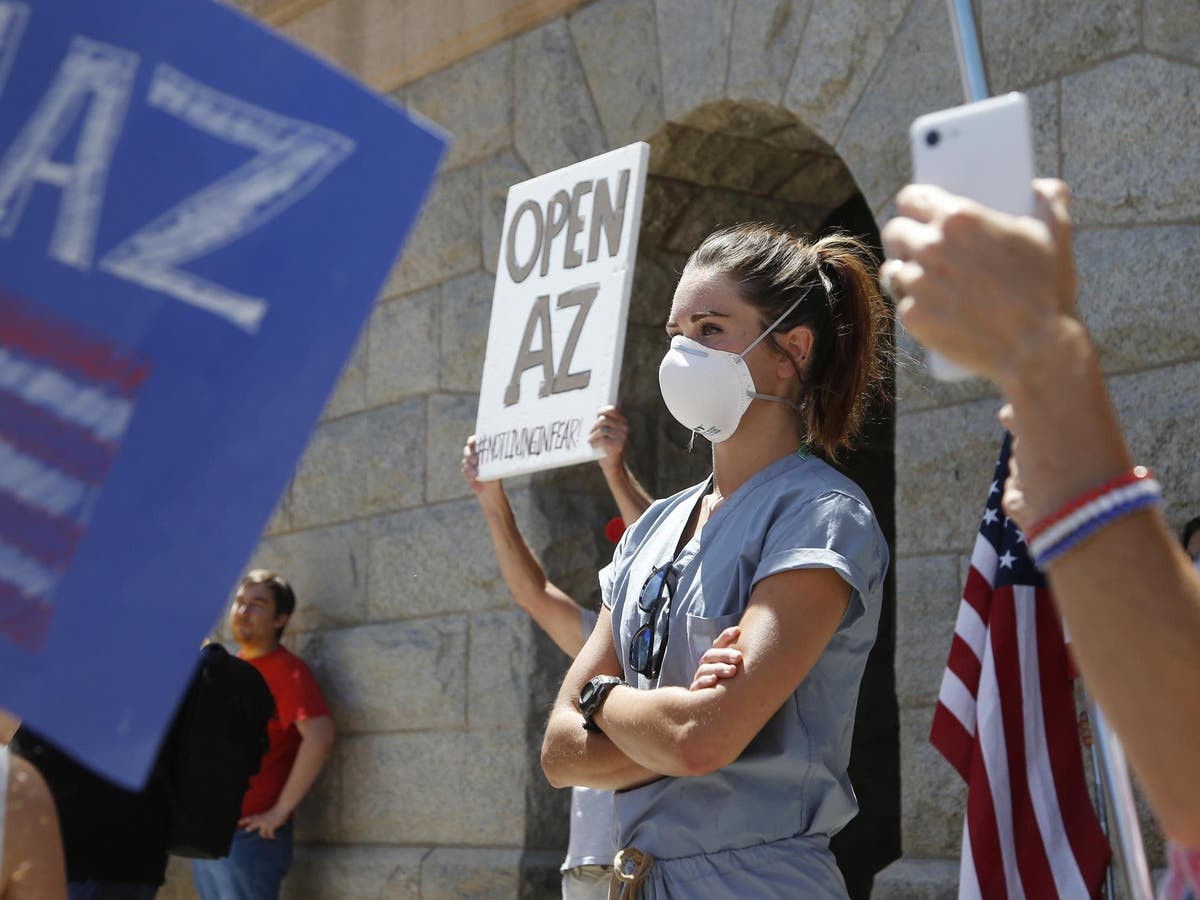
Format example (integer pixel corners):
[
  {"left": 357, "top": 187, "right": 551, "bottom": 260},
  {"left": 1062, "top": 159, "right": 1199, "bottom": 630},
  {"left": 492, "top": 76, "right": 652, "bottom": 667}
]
[{"left": 541, "top": 224, "right": 891, "bottom": 898}]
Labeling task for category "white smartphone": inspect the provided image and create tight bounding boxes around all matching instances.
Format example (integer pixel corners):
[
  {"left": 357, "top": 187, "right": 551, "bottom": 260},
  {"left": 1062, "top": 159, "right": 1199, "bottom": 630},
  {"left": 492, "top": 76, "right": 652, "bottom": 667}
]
[{"left": 909, "top": 92, "right": 1035, "bottom": 381}]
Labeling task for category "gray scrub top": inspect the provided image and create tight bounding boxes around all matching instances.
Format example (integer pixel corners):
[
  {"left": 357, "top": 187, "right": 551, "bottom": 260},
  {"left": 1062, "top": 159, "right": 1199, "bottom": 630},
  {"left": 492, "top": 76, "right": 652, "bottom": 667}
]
[{"left": 601, "top": 451, "right": 888, "bottom": 897}]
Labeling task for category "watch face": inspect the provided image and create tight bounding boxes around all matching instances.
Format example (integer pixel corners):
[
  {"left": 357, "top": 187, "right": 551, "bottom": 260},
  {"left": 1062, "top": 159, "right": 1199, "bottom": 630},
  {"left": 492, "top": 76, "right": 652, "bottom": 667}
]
[
  {"left": 580, "top": 681, "right": 598, "bottom": 707},
  {"left": 580, "top": 676, "right": 619, "bottom": 714}
]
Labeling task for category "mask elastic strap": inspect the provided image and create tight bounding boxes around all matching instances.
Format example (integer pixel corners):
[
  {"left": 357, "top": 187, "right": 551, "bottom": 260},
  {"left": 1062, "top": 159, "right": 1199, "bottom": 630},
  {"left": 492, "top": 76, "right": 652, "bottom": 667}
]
[
  {"left": 737, "top": 283, "right": 818, "bottom": 361},
  {"left": 748, "top": 391, "right": 801, "bottom": 412},
  {"left": 739, "top": 281, "right": 821, "bottom": 411}
]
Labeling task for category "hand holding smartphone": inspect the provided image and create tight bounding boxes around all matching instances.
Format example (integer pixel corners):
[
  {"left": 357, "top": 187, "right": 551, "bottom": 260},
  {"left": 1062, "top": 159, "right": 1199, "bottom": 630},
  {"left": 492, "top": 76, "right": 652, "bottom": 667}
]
[{"left": 907, "top": 92, "right": 1035, "bottom": 381}]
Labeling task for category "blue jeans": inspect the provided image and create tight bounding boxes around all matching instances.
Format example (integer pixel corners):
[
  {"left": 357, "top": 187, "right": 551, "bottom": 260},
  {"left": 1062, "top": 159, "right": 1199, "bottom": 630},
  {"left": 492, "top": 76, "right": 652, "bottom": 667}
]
[{"left": 191, "top": 822, "right": 293, "bottom": 900}]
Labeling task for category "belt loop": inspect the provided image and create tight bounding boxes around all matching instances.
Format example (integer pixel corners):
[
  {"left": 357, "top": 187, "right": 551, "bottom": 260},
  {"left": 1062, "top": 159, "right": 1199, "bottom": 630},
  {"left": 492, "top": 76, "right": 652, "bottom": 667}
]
[{"left": 608, "top": 846, "right": 655, "bottom": 900}]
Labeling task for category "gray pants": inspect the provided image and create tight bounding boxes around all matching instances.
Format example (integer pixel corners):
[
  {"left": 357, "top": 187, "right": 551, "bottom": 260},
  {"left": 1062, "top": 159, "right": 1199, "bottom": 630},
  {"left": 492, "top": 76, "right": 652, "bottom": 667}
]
[{"left": 562, "top": 864, "right": 613, "bottom": 900}]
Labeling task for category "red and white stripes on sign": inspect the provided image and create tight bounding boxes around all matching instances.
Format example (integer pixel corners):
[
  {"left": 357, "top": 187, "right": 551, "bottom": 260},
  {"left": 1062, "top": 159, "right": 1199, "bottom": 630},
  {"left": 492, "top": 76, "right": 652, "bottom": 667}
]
[
  {"left": 930, "top": 437, "right": 1109, "bottom": 899},
  {"left": 0, "top": 293, "right": 147, "bottom": 649},
  {"left": 0, "top": 349, "right": 133, "bottom": 635},
  {"left": 0, "top": 346, "right": 135, "bottom": 441}
]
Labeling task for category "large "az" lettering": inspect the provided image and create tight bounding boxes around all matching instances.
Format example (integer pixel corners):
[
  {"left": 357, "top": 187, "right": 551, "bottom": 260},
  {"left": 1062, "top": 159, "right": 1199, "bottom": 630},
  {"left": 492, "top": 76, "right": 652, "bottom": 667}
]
[
  {"left": 0, "top": 33, "right": 137, "bottom": 271},
  {"left": 99, "top": 66, "right": 354, "bottom": 333},
  {"left": 0, "top": 7, "right": 355, "bottom": 334},
  {"left": 503, "top": 284, "right": 597, "bottom": 407}
]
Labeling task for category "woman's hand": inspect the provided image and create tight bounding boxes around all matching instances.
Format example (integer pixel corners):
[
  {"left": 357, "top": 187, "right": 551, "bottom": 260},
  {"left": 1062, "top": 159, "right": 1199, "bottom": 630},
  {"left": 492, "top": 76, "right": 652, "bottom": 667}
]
[
  {"left": 588, "top": 405, "right": 632, "bottom": 475},
  {"left": 461, "top": 435, "right": 505, "bottom": 510},
  {"left": 689, "top": 626, "right": 743, "bottom": 691}
]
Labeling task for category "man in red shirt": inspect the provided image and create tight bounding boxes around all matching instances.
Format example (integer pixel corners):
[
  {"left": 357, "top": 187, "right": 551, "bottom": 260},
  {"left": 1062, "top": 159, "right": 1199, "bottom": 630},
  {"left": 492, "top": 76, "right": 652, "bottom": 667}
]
[{"left": 192, "top": 570, "right": 335, "bottom": 900}]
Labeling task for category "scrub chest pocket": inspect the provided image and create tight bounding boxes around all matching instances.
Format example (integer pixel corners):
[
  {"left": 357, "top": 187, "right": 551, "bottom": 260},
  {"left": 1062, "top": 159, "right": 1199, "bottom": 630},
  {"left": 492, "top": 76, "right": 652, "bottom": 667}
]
[{"left": 685, "top": 611, "right": 742, "bottom": 670}]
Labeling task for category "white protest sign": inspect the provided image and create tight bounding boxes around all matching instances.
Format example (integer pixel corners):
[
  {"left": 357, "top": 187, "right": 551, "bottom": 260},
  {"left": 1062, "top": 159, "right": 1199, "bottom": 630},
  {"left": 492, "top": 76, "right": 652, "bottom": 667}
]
[{"left": 475, "top": 142, "right": 649, "bottom": 480}]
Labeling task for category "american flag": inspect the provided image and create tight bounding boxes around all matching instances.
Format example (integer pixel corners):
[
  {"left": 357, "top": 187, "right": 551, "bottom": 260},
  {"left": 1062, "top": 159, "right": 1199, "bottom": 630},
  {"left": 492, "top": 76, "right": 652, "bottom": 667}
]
[
  {"left": 0, "top": 291, "right": 147, "bottom": 650},
  {"left": 930, "top": 435, "right": 1111, "bottom": 898}
]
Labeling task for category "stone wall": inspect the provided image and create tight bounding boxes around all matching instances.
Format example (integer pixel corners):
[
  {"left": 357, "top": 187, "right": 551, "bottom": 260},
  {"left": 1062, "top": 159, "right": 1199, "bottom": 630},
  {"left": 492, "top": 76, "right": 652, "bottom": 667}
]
[
  {"left": 161, "top": 1, "right": 1200, "bottom": 897},
  {"left": 237, "top": 0, "right": 592, "bottom": 90}
]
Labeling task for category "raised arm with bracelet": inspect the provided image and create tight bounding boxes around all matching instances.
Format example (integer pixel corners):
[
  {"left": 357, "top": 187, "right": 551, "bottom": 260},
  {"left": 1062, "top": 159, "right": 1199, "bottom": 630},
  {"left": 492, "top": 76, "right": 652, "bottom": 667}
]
[{"left": 882, "top": 178, "right": 1200, "bottom": 846}]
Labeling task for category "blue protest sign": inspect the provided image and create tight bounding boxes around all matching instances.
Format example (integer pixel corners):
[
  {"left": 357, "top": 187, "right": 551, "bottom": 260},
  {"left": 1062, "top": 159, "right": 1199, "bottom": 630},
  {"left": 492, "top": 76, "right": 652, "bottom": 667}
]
[{"left": 0, "top": 0, "right": 446, "bottom": 787}]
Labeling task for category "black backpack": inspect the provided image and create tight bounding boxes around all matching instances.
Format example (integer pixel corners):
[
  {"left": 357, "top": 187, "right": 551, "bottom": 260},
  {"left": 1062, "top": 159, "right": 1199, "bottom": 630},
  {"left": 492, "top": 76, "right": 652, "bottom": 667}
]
[{"left": 159, "top": 643, "right": 276, "bottom": 858}]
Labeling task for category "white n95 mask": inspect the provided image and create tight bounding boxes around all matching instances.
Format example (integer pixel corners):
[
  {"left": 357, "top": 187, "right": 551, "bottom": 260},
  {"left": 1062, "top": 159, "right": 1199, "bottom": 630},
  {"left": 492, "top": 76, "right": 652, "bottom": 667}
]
[{"left": 657, "top": 292, "right": 809, "bottom": 443}]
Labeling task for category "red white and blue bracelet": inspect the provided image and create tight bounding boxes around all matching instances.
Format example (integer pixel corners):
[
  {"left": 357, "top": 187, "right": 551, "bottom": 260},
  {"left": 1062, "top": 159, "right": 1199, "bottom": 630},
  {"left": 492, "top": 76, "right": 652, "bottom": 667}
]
[{"left": 1025, "top": 466, "right": 1163, "bottom": 567}]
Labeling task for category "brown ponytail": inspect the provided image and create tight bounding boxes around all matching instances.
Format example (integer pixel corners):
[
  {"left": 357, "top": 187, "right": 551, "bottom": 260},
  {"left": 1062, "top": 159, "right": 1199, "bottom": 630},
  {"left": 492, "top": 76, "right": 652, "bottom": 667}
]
[{"left": 683, "top": 224, "right": 890, "bottom": 459}]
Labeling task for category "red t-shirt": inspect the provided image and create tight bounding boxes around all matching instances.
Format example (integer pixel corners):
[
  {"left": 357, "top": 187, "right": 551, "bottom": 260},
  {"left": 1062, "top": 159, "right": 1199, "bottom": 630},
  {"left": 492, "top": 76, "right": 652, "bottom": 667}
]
[{"left": 239, "top": 646, "right": 330, "bottom": 818}]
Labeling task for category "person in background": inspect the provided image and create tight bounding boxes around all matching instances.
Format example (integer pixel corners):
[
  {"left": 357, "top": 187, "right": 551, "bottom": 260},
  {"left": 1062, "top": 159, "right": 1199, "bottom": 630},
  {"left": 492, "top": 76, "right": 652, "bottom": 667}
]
[
  {"left": 5, "top": 724, "right": 165, "bottom": 900},
  {"left": 192, "top": 571, "right": 335, "bottom": 900},
  {"left": 0, "top": 737, "right": 67, "bottom": 900},
  {"left": 462, "top": 406, "right": 652, "bottom": 899},
  {"left": 881, "top": 177, "right": 1200, "bottom": 896}
]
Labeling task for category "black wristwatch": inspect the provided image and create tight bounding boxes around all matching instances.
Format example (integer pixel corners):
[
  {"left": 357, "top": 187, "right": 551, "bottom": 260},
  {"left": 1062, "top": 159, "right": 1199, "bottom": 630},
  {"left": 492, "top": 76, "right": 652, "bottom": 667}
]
[{"left": 579, "top": 675, "right": 624, "bottom": 733}]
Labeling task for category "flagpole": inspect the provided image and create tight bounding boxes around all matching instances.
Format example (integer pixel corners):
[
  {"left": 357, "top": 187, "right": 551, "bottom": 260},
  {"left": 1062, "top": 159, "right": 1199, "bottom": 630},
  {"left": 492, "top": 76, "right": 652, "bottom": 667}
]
[
  {"left": 1086, "top": 715, "right": 1117, "bottom": 900},
  {"left": 1090, "top": 749, "right": 1116, "bottom": 900},
  {"left": 1086, "top": 697, "right": 1154, "bottom": 899},
  {"left": 945, "top": 0, "right": 989, "bottom": 101}
]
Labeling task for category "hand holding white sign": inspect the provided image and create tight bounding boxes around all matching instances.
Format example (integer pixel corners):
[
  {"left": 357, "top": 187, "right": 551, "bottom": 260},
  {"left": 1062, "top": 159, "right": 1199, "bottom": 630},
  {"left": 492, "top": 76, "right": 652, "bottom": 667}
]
[{"left": 587, "top": 405, "right": 631, "bottom": 476}]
